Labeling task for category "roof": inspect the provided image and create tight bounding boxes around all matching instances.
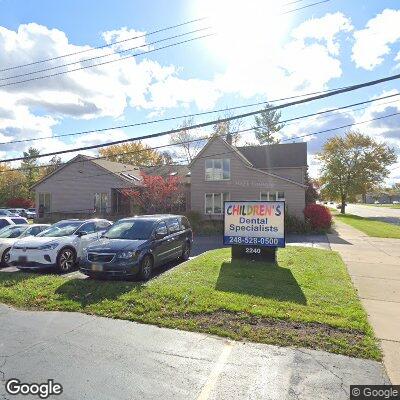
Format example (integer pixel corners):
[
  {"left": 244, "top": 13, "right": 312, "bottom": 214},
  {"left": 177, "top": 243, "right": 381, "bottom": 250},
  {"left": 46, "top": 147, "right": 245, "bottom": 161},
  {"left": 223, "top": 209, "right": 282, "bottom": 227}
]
[
  {"left": 142, "top": 164, "right": 190, "bottom": 183},
  {"left": 236, "top": 142, "right": 307, "bottom": 169}
]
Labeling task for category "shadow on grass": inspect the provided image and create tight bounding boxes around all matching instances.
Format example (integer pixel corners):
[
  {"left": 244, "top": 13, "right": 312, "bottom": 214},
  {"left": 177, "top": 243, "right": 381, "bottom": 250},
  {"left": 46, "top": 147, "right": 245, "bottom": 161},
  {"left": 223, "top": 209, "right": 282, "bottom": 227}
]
[
  {"left": 215, "top": 260, "right": 307, "bottom": 304},
  {"left": 55, "top": 278, "right": 145, "bottom": 307}
]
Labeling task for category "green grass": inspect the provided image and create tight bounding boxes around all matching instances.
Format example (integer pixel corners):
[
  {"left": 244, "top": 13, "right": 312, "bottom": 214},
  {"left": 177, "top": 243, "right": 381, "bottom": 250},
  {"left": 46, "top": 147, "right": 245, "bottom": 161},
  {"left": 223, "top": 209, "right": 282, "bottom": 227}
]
[
  {"left": 0, "top": 247, "right": 380, "bottom": 359},
  {"left": 335, "top": 213, "right": 400, "bottom": 239},
  {"left": 368, "top": 204, "right": 400, "bottom": 209}
]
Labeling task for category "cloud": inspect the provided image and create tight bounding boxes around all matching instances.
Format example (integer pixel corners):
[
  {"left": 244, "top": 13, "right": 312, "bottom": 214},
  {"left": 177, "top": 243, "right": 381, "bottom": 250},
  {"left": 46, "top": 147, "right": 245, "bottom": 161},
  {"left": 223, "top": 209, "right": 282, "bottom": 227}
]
[
  {"left": 102, "top": 27, "right": 149, "bottom": 52},
  {"left": 352, "top": 9, "right": 400, "bottom": 70}
]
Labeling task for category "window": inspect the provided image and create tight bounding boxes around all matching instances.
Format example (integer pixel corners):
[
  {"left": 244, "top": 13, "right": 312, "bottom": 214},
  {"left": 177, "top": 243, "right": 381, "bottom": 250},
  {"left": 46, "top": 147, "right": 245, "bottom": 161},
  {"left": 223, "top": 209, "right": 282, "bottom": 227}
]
[
  {"left": 205, "top": 193, "right": 229, "bottom": 214},
  {"left": 0, "top": 220, "right": 9, "bottom": 229},
  {"left": 11, "top": 218, "right": 27, "bottom": 225},
  {"left": 79, "top": 222, "right": 96, "bottom": 234},
  {"left": 96, "top": 220, "right": 112, "bottom": 231},
  {"left": 260, "top": 191, "right": 285, "bottom": 201},
  {"left": 94, "top": 193, "right": 108, "bottom": 213},
  {"left": 38, "top": 193, "right": 51, "bottom": 213},
  {"left": 205, "top": 159, "right": 230, "bottom": 181},
  {"left": 166, "top": 218, "right": 180, "bottom": 233}
]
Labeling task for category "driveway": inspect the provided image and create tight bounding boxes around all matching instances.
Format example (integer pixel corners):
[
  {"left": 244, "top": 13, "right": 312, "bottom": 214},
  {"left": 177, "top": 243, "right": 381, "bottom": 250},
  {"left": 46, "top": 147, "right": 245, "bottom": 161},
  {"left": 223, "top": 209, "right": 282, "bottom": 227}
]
[
  {"left": 0, "top": 304, "right": 389, "bottom": 400},
  {"left": 344, "top": 203, "right": 400, "bottom": 225}
]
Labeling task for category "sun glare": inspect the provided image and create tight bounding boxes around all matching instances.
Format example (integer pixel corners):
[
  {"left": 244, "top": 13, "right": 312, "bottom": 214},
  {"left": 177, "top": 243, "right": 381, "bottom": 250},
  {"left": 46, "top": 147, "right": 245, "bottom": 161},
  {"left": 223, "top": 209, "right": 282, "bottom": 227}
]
[{"left": 194, "top": 0, "right": 293, "bottom": 62}]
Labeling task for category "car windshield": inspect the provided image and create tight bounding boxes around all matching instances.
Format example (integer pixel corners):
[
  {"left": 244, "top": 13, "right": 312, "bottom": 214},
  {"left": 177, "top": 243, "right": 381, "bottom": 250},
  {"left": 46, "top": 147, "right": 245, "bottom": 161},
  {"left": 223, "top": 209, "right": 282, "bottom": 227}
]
[
  {"left": 103, "top": 220, "right": 155, "bottom": 240},
  {"left": 39, "top": 221, "right": 82, "bottom": 237},
  {"left": 0, "top": 225, "right": 27, "bottom": 238},
  {"left": 0, "top": 210, "right": 11, "bottom": 216}
]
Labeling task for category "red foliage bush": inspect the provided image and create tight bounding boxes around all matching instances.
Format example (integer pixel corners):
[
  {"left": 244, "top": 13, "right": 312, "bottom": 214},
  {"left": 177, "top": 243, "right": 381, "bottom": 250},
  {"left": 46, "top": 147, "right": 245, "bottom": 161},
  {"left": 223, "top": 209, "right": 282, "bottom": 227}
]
[
  {"left": 303, "top": 204, "right": 332, "bottom": 231},
  {"left": 6, "top": 198, "right": 34, "bottom": 208}
]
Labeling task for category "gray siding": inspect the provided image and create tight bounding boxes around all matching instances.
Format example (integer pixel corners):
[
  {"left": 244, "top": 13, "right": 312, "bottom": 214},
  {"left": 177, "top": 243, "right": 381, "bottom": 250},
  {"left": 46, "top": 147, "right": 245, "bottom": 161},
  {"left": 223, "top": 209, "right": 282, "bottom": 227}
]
[
  {"left": 34, "top": 158, "right": 134, "bottom": 214},
  {"left": 190, "top": 137, "right": 306, "bottom": 219}
]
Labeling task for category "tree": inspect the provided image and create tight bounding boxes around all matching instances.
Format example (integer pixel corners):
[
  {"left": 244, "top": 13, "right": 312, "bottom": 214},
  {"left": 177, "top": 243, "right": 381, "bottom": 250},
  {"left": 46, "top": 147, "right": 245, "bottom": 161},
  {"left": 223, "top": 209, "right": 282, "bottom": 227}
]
[
  {"left": 170, "top": 118, "right": 204, "bottom": 163},
  {"left": 0, "top": 164, "right": 28, "bottom": 206},
  {"left": 121, "top": 173, "right": 185, "bottom": 213},
  {"left": 20, "top": 147, "right": 41, "bottom": 200},
  {"left": 253, "top": 103, "right": 284, "bottom": 144},
  {"left": 304, "top": 168, "right": 319, "bottom": 204},
  {"left": 99, "top": 142, "right": 171, "bottom": 166},
  {"left": 44, "top": 155, "right": 62, "bottom": 175},
  {"left": 317, "top": 131, "right": 396, "bottom": 214},
  {"left": 212, "top": 110, "right": 243, "bottom": 145}
]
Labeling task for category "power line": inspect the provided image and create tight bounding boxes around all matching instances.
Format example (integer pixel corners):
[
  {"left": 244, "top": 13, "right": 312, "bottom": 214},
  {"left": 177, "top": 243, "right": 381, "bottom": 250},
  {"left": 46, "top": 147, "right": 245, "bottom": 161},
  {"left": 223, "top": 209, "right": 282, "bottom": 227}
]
[
  {"left": 0, "top": 32, "right": 214, "bottom": 88},
  {"left": 282, "top": 0, "right": 330, "bottom": 14},
  {"left": 3, "top": 70, "right": 400, "bottom": 163},
  {"left": 0, "top": 18, "right": 207, "bottom": 73},
  {"left": 2, "top": 86, "right": 398, "bottom": 147},
  {"left": 2, "top": 108, "right": 399, "bottom": 177},
  {"left": 0, "top": 26, "right": 211, "bottom": 82}
]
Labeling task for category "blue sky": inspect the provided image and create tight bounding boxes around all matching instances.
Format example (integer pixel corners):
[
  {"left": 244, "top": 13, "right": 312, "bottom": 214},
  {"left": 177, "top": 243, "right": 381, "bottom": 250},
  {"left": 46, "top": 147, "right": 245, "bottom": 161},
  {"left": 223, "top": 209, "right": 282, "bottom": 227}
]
[{"left": 1, "top": 0, "right": 400, "bottom": 181}]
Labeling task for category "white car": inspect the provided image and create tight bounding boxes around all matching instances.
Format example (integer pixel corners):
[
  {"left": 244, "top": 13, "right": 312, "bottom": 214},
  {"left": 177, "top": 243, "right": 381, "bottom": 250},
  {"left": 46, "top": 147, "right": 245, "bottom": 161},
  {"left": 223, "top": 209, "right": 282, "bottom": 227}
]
[
  {"left": 0, "top": 224, "right": 50, "bottom": 267},
  {"left": 0, "top": 216, "right": 29, "bottom": 230},
  {"left": 9, "top": 219, "right": 112, "bottom": 273}
]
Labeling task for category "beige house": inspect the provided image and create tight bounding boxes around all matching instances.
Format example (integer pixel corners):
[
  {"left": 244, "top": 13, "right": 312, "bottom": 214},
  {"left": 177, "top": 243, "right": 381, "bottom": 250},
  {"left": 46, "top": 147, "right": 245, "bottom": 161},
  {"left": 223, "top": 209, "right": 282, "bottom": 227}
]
[
  {"left": 32, "top": 137, "right": 307, "bottom": 219},
  {"left": 189, "top": 136, "right": 307, "bottom": 219}
]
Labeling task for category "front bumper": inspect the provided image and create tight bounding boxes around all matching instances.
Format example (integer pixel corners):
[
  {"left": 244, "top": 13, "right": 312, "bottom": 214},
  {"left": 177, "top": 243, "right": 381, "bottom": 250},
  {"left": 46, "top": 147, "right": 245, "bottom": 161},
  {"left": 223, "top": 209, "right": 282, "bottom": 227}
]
[
  {"left": 79, "top": 259, "right": 140, "bottom": 278},
  {"left": 9, "top": 248, "right": 57, "bottom": 269}
]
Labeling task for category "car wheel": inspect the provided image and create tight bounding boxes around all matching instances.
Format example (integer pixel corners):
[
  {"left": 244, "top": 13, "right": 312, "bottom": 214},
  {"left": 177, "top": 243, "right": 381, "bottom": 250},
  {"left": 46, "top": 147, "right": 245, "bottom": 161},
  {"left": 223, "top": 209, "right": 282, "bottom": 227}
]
[
  {"left": 181, "top": 242, "right": 191, "bottom": 261},
  {"left": 138, "top": 255, "right": 153, "bottom": 281},
  {"left": 56, "top": 248, "right": 76, "bottom": 273},
  {"left": 1, "top": 248, "right": 11, "bottom": 268}
]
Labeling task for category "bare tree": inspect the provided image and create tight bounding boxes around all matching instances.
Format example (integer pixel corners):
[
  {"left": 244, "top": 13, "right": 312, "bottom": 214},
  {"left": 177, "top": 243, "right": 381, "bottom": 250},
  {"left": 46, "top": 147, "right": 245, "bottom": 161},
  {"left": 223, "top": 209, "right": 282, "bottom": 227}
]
[{"left": 212, "top": 110, "right": 243, "bottom": 145}]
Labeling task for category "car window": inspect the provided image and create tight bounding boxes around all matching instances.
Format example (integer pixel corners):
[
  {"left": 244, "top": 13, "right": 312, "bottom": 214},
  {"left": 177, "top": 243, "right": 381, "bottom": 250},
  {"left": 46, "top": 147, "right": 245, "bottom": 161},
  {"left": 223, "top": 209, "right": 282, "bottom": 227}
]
[
  {"left": 22, "top": 226, "right": 43, "bottom": 237},
  {"left": 79, "top": 222, "right": 96, "bottom": 234},
  {"left": 155, "top": 221, "right": 168, "bottom": 237},
  {"left": 166, "top": 218, "right": 180, "bottom": 234},
  {"left": 0, "top": 225, "right": 27, "bottom": 238},
  {"left": 103, "top": 219, "right": 155, "bottom": 240},
  {"left": 39, "top": 221, "right": 82, "bottom": 237},
  {"left": 181, "top": 217, "right": 191, "bottom": 230},
  {"left": 95, "top": 220, "right": 112, "bottom": 231},
  {"left": 11, "top": 218, "right": 27, "bottom": 225},
  {"left": 0, "top": 220, "right": 9, "bottom": 229}
]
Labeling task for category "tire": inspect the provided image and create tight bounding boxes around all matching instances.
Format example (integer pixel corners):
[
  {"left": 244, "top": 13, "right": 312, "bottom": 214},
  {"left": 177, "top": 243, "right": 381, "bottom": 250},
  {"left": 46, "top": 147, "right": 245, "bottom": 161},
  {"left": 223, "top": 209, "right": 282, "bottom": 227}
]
[
  {"left": 138, "top": 254, "right": 153, "bottom": 281},
  {"left": 56, "top": 247, "right": 76, "bottom": 273},
  {"left": 1, "top": 247, "right": 11, "bottom": 268},
  {"left": 181, "top": 242, "right": 191, "bottom": 261}
]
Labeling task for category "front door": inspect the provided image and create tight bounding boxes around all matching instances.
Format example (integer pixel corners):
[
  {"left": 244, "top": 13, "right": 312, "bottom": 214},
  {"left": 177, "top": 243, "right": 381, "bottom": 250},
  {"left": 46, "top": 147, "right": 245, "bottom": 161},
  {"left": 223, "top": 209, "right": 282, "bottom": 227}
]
[{"left": 152, "top": 221, "right": 173, "bottom": 266}]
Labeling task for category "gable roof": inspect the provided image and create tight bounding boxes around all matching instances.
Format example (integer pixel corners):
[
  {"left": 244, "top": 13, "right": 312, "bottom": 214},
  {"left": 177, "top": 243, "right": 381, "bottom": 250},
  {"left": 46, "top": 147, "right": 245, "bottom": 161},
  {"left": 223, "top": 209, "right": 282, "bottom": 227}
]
[
  {"left": 237, "top": 142, "right": 307, "bottom": 169},
  {"left": 31, "top": 154, "right": 141, "bottom": 189}
]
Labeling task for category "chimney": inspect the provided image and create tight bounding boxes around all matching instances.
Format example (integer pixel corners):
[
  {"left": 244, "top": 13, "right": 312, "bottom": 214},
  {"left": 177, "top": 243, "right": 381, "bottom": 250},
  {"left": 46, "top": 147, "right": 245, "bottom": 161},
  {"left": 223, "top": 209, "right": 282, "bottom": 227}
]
[{"left": 226, "top": 132, "right": 233, "bottom": 145}]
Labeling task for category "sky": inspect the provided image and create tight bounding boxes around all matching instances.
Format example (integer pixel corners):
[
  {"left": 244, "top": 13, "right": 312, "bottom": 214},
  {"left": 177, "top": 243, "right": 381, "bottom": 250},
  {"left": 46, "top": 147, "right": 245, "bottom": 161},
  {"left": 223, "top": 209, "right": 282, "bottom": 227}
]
[{"left": 1, "top": 0, "right": 400, "bottom": 183}]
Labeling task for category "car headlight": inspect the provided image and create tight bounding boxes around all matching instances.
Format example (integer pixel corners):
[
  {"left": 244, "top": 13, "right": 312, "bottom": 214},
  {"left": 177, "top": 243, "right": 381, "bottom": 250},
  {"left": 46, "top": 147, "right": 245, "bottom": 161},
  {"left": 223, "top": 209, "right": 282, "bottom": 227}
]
[
  {"left": 38, "top": 242, "right": 59, "bottom": 250},
  {"left": 117, "top": 250, "right": 138, "bottom": 260}
]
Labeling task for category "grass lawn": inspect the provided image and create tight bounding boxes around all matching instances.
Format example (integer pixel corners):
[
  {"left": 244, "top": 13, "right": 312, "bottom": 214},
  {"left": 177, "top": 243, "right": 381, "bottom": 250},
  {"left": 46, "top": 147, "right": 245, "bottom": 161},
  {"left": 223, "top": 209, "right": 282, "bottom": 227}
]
[
  {"left": 335, "top": 213, "right": 400, "bottom": 239},
  {"left": 0, "top": 247, "right": 380, "bottom": 360}
]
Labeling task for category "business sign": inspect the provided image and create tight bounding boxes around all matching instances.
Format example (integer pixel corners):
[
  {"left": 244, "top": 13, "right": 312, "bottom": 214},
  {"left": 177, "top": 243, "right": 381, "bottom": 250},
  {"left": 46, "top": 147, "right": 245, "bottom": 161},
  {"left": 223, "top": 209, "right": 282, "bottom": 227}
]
[{"left": 223, "top": 201, "right": 285, "bottom": 248}]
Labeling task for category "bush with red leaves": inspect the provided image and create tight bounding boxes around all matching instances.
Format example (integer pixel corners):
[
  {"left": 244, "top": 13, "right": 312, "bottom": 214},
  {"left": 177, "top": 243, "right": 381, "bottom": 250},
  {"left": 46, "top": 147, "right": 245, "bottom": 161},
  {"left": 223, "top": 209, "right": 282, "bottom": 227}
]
[
  {"left": 6, "top": 198, "right": 34, "bottom": 209},
  {"left": 303, "top": 204, "right": 332, "bottom": 231}
]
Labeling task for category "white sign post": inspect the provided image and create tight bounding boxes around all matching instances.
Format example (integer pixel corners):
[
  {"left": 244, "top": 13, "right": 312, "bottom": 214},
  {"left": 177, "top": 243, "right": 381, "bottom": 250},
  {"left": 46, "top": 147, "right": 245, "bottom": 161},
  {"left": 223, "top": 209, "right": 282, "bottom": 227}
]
[{"left": 223, "top": 201, "right": 285, "bottom": 261}]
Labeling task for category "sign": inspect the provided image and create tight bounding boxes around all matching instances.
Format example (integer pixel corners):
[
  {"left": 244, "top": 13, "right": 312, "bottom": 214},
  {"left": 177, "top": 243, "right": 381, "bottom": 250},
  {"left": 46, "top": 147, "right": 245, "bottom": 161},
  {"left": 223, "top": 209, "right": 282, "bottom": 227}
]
[{"left": 223, "top": 201, "right": 285, "bottom": 248}]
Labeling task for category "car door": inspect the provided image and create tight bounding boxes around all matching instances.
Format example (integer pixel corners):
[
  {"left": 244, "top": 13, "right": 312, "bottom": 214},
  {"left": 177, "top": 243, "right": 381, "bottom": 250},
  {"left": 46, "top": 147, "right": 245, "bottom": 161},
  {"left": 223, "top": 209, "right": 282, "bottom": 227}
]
[
  {"left": 165, "top": 218, "right": 184, "bottom": 260},
  {"left": 152, "top": 221, "right": 173, "bottom": 266},
  {"left": 75, "top": 222, "right": 97, "bottom": 257}
]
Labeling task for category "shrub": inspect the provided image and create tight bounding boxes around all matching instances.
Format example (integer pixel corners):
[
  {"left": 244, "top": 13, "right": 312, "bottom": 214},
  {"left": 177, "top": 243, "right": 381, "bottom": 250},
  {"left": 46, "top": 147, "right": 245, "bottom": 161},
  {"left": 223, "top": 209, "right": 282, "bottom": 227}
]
[
  {"left": 303, "top": 204, "right": 332, "bottom": 231},
  {"left": 6, "top": 198, "right": 34, "bottom": 208},
  {"left": 285, "top": 213, "right": 312, "bottom": 234}
]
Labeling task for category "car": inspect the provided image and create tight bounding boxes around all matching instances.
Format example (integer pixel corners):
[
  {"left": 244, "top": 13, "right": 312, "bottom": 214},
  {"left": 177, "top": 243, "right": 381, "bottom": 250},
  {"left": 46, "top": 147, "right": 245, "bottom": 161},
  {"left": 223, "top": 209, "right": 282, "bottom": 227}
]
[
  {"left": 374, "top": 200, "right": 380, "bottom": 204},
  {"left": 336, "top": 203, "right": 347, "bottom": 209},
  {"left": 26, "top": 208, "right": 37, "bottom": 219},
  {"left": 0, "top": 224, "right": 50, "bottom": 267},
  {"left": 393, "top": 201, "right": 399, "bottom": 204},
  {"left": 0, "top": 209, "right": 17, "bottom": 217},
  {"left": 80, "top": 214, "right": 193, "bottom": 281},
  {"left": 0, "top": 216, "right": 29, "bottom": 230},
  {"left": 8, "top": 219, "right": 112, "bottom": 273}
]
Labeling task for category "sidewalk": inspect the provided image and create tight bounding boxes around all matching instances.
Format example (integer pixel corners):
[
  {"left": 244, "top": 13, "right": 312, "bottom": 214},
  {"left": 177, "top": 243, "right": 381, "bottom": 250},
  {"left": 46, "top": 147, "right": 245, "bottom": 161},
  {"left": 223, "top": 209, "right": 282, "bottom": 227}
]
[{"left": 327, "top": 221, "right": 400, "bottom": 384}]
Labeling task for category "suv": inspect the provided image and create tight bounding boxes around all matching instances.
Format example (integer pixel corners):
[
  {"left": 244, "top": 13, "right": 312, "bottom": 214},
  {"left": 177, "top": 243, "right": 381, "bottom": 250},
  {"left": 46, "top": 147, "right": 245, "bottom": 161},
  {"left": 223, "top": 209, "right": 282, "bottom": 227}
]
[
  {"left": 80, "top": 215, "right": 193, "bottom": 281},
  {"left": 9, "top": 219, "right": 112, "bottom": 273}
]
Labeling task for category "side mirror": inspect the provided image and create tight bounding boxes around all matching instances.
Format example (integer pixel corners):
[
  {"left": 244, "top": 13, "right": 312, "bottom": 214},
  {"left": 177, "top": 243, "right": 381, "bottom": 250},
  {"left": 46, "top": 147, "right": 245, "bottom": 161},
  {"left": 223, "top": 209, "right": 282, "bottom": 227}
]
[{"left": 77, "top": 231, "right": 88, "bottom": 237}]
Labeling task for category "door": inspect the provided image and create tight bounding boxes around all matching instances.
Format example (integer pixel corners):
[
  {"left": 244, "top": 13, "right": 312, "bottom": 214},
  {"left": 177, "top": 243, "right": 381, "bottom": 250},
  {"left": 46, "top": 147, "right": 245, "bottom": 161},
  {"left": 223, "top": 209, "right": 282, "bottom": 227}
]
[
  {"left": 152, "top": 221, "right": 173, "bottom": 266},
  {"left": 75, "top": 222, "right": 98, "bottom": 257},
  {"left": 165, "top": 218, "right": 184, "bottom": 260}
]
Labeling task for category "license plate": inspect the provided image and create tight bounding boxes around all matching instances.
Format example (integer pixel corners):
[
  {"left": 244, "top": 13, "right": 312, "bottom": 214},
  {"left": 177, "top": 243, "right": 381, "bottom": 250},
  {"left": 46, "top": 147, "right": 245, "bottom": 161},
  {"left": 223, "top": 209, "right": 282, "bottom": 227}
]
[
  {"left": 18, "top": 256, "right": 27, "bottom": 263},
  {"left": 91, "top": 264, "right": 103, "bottom": 272}
]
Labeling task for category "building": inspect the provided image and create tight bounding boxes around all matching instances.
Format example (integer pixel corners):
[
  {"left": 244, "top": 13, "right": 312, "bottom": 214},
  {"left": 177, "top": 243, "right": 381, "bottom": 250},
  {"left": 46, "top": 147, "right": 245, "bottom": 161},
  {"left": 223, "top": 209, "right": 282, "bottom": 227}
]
[
  {"left": 32, "top": 137, "right": 307, "bottom": 219},
  {"left": 189, "top": 136, "right": 307, "bottom": 219}
]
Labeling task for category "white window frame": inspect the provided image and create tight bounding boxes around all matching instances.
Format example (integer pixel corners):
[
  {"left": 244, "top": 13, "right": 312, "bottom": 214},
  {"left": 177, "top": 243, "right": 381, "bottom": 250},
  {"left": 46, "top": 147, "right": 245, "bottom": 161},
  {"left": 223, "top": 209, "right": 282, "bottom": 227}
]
[
  {"left": 94, "top": 192, "right": 108, "bottom": 213},
  {"left": 260, "top": 191, "right": 285, "bottom": 201},
  {"left": 204, "top": 193, "right": 230, "bottom": 214},
  {"left": 38, "top": 193, "right": 51, "bottom": 213},
  {"left": 205, "top": 159, "right": 230, "bottom": 181}
]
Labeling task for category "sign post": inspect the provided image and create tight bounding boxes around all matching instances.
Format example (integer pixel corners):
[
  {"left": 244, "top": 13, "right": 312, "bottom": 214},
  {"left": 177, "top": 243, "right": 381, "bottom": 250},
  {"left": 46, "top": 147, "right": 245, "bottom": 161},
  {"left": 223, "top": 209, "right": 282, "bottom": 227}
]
[{"left": 223, "top": 200, "right": 285, "bottom": 262}]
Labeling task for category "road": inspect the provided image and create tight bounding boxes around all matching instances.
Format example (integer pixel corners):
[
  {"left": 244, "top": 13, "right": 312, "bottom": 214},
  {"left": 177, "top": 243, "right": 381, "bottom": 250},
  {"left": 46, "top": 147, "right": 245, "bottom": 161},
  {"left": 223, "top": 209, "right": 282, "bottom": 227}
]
[
  {"left": 345, "top": 204, "right": 400, "bottom": 225},
  {"left": 0, "top": 304, "right": 389, "bottom": 400}
]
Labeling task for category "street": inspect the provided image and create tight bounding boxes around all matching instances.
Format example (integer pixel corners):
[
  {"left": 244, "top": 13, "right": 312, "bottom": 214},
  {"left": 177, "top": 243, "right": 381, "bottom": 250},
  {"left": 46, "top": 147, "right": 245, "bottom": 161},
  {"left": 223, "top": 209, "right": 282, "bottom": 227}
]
[
  {"left": 0, "top": 304, "right": 389, "bottom": 400},
  {"left": 345, "top": 204, "right": 400, "bottom": 225}
]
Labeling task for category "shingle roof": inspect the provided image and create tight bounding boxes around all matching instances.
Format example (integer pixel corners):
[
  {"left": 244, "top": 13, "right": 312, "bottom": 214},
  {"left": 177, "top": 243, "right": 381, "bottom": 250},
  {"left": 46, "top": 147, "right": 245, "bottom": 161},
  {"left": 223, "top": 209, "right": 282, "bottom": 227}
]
[
  {"left": 236, "top": 142, "right": 307, "bottom": 169},
  {"left": 142, "top": 164, "right": 190, "bottom": 183}
]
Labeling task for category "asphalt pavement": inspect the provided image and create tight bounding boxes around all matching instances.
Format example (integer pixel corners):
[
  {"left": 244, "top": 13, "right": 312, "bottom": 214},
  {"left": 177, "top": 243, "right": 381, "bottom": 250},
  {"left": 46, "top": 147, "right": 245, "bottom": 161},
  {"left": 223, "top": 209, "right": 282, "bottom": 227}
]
[
  {"left": 0, "top": 304, "right": 390, "bottom": 400},
  {"left": 344, "top": 203, "right": 400, "bottom": 225}
]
